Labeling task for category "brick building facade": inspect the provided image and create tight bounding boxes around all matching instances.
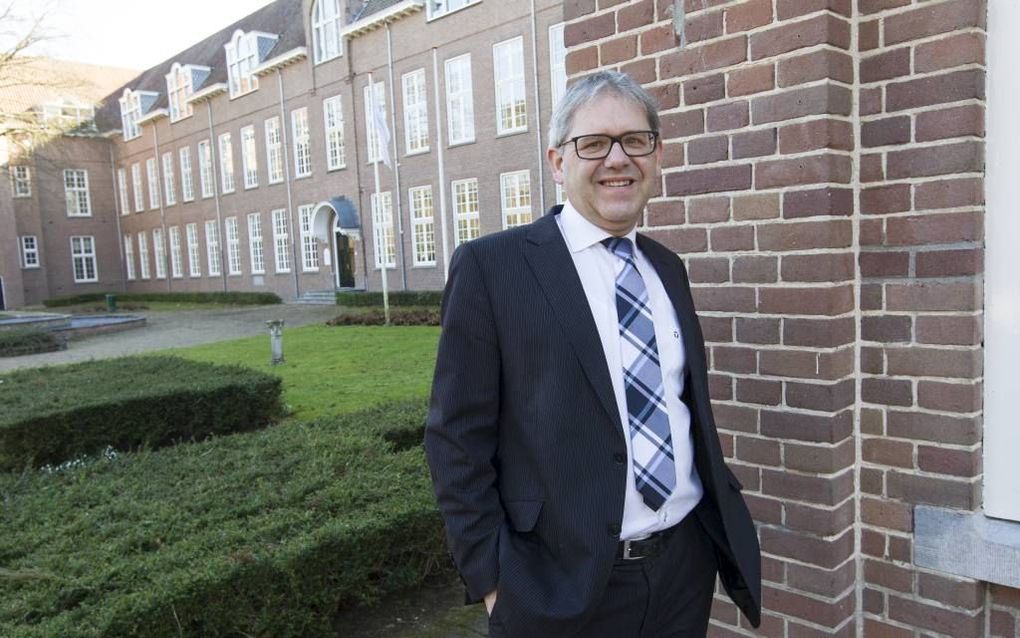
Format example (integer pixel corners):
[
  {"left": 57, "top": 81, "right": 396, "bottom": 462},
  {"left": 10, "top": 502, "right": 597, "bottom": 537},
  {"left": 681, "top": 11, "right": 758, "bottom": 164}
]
[{"left": 563, "top": 0, "right": 1019, "bottom": 636}]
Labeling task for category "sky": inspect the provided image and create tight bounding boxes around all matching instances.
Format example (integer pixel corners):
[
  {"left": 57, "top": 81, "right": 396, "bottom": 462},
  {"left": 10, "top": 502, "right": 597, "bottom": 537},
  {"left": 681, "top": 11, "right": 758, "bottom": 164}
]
[{"left": 15, "top": 0, "right": 276, "bottom": 71}]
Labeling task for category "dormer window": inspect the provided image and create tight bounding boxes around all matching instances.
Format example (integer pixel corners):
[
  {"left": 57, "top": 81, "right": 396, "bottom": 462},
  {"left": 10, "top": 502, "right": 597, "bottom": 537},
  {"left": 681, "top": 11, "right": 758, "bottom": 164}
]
[
  {"left": 166, "top": 64, "right": 194, "bottom": 122},
  {"left": 225, "top": 30, "right": 277, "bottom": 98},
  {"left": 42, "top": 98, "right": 95, "bottom": 131},
  {"left": 427, "top": 0, "right": 479, "bottom": 20},
  {"left": 119, "top": 90, "right": 142, "bottom": 140},
  {"left": 312, "top": 0, "right": 342, "bottom": 64}
]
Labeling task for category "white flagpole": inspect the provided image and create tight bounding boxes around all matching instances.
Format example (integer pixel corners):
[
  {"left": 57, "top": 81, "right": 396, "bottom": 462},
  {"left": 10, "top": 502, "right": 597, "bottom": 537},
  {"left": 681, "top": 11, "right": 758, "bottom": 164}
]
[{"left": 368, "top": 72, "right": 390, "bottom": 326}]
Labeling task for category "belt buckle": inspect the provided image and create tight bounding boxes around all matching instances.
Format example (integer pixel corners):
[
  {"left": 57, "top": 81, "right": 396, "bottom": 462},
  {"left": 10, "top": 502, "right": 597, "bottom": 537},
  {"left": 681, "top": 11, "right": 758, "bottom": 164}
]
[{"left": 621, "top": 539, "right": 639, "bottom": 560}]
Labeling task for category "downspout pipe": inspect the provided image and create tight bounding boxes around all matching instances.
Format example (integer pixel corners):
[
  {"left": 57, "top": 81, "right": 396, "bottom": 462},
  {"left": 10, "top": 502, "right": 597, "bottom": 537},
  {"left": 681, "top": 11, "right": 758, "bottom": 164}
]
[
  {"left": 205, "top": 102, "right": 227, "bottom": 293},
  {"left": 276, "top": 69, "right": 301, "bottom": 299},
  {"left": 385, "top": 23, "right": 408, "bottom": 290}
]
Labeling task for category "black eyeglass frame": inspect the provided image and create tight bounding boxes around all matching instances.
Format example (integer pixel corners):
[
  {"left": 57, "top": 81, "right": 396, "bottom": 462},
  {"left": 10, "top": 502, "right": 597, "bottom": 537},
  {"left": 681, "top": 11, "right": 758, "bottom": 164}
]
[{"left": 559, "top": 130, "right": 660, "bottom": 160}]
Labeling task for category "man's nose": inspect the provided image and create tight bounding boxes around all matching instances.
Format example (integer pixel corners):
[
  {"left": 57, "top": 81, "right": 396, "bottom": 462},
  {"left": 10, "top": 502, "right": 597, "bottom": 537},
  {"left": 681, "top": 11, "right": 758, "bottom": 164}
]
[{"left": 602, "top": 140, "right": 631, "bottom": 166}]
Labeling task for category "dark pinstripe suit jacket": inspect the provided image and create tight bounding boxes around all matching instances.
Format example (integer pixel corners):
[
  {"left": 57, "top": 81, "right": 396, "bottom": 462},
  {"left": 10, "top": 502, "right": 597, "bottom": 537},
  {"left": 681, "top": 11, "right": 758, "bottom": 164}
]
[{"left": 425, "top": 207, "right": 761, "bottom": 637}]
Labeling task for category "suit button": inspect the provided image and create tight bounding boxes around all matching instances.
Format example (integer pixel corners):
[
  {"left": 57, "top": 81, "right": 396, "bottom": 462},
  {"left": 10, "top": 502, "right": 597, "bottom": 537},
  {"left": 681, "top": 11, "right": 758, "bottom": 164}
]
[
  {"left": 613, "top": 452, "right": 625, "bottom": 464},
  {"left": 607, "top": 523, "right": 621, "bottom": 536}
]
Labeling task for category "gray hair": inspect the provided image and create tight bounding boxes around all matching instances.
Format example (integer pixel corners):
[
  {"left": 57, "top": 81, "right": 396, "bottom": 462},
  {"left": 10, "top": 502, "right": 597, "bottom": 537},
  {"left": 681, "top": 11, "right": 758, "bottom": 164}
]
[{"left": 547, "top": 70, "right": 661, "bottom": 150}]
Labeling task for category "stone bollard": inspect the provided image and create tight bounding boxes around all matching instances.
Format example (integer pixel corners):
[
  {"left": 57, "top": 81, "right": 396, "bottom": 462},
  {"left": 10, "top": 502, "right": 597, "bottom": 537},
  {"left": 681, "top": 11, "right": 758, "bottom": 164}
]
[{"left": 266, "top": 319, "right": 285, "bottom": 365}]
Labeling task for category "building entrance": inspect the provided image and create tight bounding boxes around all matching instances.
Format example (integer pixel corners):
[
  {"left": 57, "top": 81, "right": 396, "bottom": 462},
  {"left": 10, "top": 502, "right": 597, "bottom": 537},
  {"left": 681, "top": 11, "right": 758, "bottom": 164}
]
[{"left": 335, "top": 232, "right": 355, "bottom": 288}]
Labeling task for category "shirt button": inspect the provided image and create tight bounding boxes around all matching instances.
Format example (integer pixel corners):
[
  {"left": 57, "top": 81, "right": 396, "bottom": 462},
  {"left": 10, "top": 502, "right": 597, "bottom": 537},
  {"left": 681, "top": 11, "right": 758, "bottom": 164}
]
[
  {"left": 613, "top": 452, "right": 625, "bottom": 464},
  {"left": 607, "top": 523, "right": 621, "bottom": 536}
]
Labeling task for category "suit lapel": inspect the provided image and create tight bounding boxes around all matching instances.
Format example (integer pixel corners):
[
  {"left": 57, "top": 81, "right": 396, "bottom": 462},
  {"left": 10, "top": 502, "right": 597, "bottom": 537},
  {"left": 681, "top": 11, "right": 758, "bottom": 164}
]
[{"left": 524, "top": 211, "right": 623, "bottom": 440}]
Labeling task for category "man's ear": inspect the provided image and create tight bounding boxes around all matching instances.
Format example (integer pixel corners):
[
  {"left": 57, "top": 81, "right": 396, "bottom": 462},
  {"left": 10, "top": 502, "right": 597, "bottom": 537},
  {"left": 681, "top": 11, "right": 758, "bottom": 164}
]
[{"left": 546, "top": 147, "right": 564, "bottom": 184}]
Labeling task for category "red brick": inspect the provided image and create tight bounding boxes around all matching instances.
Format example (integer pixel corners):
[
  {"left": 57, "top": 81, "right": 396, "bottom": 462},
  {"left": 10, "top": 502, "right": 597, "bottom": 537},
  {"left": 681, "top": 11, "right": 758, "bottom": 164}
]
[
  {"left": 665, "top": 164, "right": 752, "bottom": 196},
  {"left": 886, "top": 211, "right": 982, "bottom": 246},
  {"left": 688, "top": 256, "right": 730, "bottom": 283},
  {"left": 862, "top": 436, "right": 914, "bottom": 467},
  {"left": 727, "top": 63, "right": 774, "bottom": 97},
  {"left": 918, "top": 445, "right": 980, "bottom": 477},
  {"left": 783, "top": 317, "right": 855, "bottom": 348},
  {"left": 778, "top": 119, "right": 853, "bottom": 154},
  {"left": 564, "top": 12, "right": 616, "bottom": 47},
  {"left": 860, "top": 407, "right": 884, "bottom": 435},
  {"left": 618, "top": 0, "right": 655, "bottom": 32},
  {"left": 699, "top": 315, "right": 733, "bottom": 343},
  {"left": 775, "top": 0, "right": 852, "bottom": 19},
  {"left": 732, "top": 255, "right": 778, "bottom": 283},
  {"left": 736, "top": 377, "right": 782, "bottom": 405},
  {"left": 786, "top": 501, "right": 855, "bottom": 540},
  {"left": 706, "top": 101, "right": 750, "bottom": 132},
  {"left": 888, "top": 535, "right": 911, "bottom": 562},
  {"left": 918, "top": 573, "right": 984, "bottom": 610},
  {"left": 860, "top": 469, "right": 885, "bottom": 498},
  {"left": 861, "top": 497, "right": 913, "bottom": 532},
  {"left": 886, "top": 69, "right": 985, "bottom": 112},
  {"left": 752, "top": 84, "right": 852, "bottom": 125},
  {"left": 563, "top": 0, "right": 597, "bottom": 20},
  {"left": 888, "top": 594, "right": 985, "bottom": 636},
  {"left": 600, "top": 35, "right": 638, "bottom": 65},
  {"left": 916, "top": 104, "right": 985, "bottom": 142},
  {"left": 781, "top": 252, "right": 854, "bottom": 282},
  {"left": 645, "top": 200, "right": 683, "bottom": 227},
  {"left": 887, "top": 282, "right": 981, "bottom": 312},
  {"left": 861, "top": 315, "right": 912, "bottom": 343},
  {"left": 599, "top": 0, "right": 627, "bottom": 7},
  {"left": 789, "top": 561, "right": 856, "bottom": 599},
  {"left": 687, "top": 135, "right": 729, "bottom": 164},
  {"left": 786, "top": 379, "right": 855, "bottom": 412},
  {"left": 887, "top": 346, "right": 981, "bottom": 378},
  {"left": 784, "top": 439, "right": 855, "bottom": 475},
  {"left": 710, "top": 225, "right": 754, "bottom": 251},
  {"left": 648, "top": 83, "right": 680, "bottom": 110},
  {"left": 760, "top": 348, "right": 854, "bottom": 380},
  {"left": 860, "top": 184, "right": 911, "bottom": 215},
  {"left": 859, "top": 19, "right": 880, "bottom": 51},
  {"left": 660, "top": 140, "right": 685, "bottom": 168},
  {"left": 709, "top": 372, "right": 733, "bottom": 401},
  {"left": 864, "top": 618, "right": 908, "bottom": 638},
  {"left": 887, "top": 471, "right": 978, "bottom": 509},
  {"left": 860, "top": 47, "right": 912, "bottom": 84},
  {"left": 777, "top": 49, "right": 855, "bottom": 87},
  {"left": 660, "top": 35, "right": 747, "bottom": 78},
  {"left": 731, "top": 128, "right": 775, "bottom": 159},
  {"left": 861, "top": 116, "right": 911, "bottom": 148},
  {"left": 758, "top": 219, "right": 851, "bottom": 251},
  {"left": 860, "top": 86, "right": 882, "bottom": 115},
  {"left": 860, "top": 283, "right": 883, "bottom": 310},
  {"left": 725, "top": 0, "right": 772, "bottom": 34},
  {"left": 861, "top": 347, "right": 884, "bottom": 374},
  {"left": 712, "top": 345, "right": 758, "bottom": 373},
  {"left": 887, "top": 141, "right": 983, "bottom": 180},
  {"left": 861, "top": 153, "right": 883, "bottom": 182},
  {"left": 687, "top": 195, "right": 730, "bottom": 223},
  {"left": 991, "top": 584, "right": 1020, "bottom": 607},
  {"left": 686, "top": 9, "right": 724, "bottom": 43},
  {"left": 914, "top": 177, "right": 983, "bottom": 211},
  {"left": 915, "top": 315, "right": 981, "bottom": 346},
  {"left": 621, "top": 58, "right": 656, "bottom": 84},
  {"left": 783, "top": 187, "right": 853, "bottom": 218},
  {"left": 645, "top": 227, "right": 708, "bottom": 254},
  {"left": 884, "top": 0, "right": 987, "bottom": 46},
  {"left": 761, "top": 408, "right": 853, "bottom": 443},
  {"left": 693, "top": 287, "right": 757, "bottom": 313},
  {"left": 661, "top": 109, "right": 705, "bottom": 138},
  {"left": 713, "top": 403, "right": 758, "bottom": 433},
  {"left": 640, "top": 23, "right": 677, "bottom": 55},
  {"left": 760, "top": 528, "right": 855, "bottom": 571},
  {"left": 684, "top": 73, "right": 725, "bottom": 105},
  {"left": 565, "top": 46, "right": 599, "bottom": 75},
  {"left": 887, "top": 410, "right": 980, "bottom": 446},
  {"left": 915, "top": 31, "right": 986, "bottom": 73},
  {"left": 735, "top": 317, "right": 779, "bottom": 344},
  {"left": 917, "top": 248, "right": 982, "bottom": 278},
  {"left": 859, "top": 0, "right": 910, "bottom": 14},
  {"left": 732, "top": 192, "right": 779, "bottom": 220},
  {"left": 749, "top": 14, "right": 850, "bottom": 60},
  {"left": 755, "top": 153, "right": 852, "bottom": 189},
  {"left": 990, "top": 609, "right": 1015, "bottom": 638},
  {"left": 864, "top": 558, "right": 914, "bottom": 592},
  {"left": 759, "top": 285, "right": 853, "bottom": 316},
  {"left": 863, "top": 377, "right": 914, "bottom": 408}
]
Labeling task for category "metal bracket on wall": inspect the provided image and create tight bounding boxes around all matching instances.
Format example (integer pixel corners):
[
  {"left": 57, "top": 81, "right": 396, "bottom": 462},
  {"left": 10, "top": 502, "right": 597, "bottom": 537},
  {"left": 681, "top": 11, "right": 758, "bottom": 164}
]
[{"left": 673, "top": 0, "right": 687, "bottom": 49}]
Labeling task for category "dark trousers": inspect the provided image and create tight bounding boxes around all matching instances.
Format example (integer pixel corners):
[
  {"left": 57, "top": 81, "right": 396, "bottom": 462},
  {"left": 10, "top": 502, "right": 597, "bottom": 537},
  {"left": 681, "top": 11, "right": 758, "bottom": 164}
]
[{"left": 489, "top": 509, "right": 718, "bottom": 638}]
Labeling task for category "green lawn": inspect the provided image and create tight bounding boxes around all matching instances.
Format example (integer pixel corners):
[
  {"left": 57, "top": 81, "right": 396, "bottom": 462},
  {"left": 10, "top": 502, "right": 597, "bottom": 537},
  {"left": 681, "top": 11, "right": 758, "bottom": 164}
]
[{"left": 162, "top": 324, "right": 440, "bottom": 420}]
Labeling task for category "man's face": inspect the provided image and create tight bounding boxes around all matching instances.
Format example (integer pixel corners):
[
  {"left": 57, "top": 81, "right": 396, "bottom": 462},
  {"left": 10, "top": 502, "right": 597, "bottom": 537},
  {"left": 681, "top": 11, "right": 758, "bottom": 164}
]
[{"left": 547, "top": 93, "right": 662, "bottom": 236}]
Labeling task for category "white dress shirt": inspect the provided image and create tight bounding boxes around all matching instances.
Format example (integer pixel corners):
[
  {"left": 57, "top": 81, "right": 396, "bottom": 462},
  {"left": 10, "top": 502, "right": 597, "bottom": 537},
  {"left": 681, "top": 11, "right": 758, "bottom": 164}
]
[{"left": 556, "top": 202, "right": 704, "bottom": 541}]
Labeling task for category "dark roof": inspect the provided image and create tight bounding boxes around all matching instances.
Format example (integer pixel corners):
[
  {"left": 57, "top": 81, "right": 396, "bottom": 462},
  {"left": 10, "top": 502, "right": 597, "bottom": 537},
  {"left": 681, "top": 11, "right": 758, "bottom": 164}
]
[
  {"left": 94, "top": 0, "right": 306, "bottom": 132},
  {"left": 351, "top": 0, "right": 408, "bottom": 22}
]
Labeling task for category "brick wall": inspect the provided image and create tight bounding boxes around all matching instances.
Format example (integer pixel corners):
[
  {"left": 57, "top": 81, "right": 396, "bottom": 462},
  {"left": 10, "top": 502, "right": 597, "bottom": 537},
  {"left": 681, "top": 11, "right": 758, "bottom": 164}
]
[{"left": 563, "top": 0, "right": 1020, "bottom": 636}]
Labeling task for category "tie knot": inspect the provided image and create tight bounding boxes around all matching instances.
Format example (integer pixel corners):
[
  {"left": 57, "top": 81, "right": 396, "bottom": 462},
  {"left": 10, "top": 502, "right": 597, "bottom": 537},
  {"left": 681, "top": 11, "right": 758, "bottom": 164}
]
[{"left": 601, "top": 236, "right": 634, "bottom": 261}]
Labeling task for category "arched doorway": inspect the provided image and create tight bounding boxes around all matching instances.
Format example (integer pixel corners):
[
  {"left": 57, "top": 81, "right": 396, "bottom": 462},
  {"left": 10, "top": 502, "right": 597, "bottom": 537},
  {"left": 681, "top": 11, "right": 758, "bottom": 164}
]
[
  {"left": 311, "top": 197, "right": 360, "bottom": 290},
  {"left": 331, "top": 218, "right": 356, "bottom": 289}
]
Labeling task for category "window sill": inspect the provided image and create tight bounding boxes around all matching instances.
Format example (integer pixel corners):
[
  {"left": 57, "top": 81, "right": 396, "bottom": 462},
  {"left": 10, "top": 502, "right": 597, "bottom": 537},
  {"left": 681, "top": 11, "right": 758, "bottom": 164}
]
[
  {"left": 496, "top": 127, "right": 528, "bottom": 138},
  {"left": 915, "top": 506, "right": 1020, "bottom": 589},
  {"left": 294, "top": 173, "right": 312, "bottom": 180},
  {"left": 244, "top": 184, "right": 258, "bottom": 191},
  {"left": 313, "top": 52, "right": 343, "bottom": 66},
  {"left": 20, "top": 265, "right": 40, "bottom": 270},
  {"left": 221, "top": 190, "right": 235, "bottom": 195},
  {"left": 411, "top": 263, "right": 437, "bottom": 269},
  {"left": 67, "top": 214, "right": 93, "bottom": 218},
  {"left": 405, "top": 148, "right": 430, "bottom": 157},
  {"left": 448, "top": 138, "right": 476, "bottom": 149},
  {"left": 326, "top": 165, "right": 347, "bottom": 173}
]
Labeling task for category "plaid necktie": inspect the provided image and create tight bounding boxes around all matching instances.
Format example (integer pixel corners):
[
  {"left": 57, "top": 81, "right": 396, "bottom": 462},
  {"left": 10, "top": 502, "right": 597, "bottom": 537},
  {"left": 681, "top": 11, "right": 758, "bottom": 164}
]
[{"left": 602, "top": 237, "right": 675, "bottom": 511}]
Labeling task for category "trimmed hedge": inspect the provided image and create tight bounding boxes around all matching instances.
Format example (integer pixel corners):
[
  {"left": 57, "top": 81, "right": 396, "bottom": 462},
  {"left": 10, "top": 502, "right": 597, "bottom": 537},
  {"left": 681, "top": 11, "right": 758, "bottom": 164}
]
[
  {"left": 336, "top": 290, "right": 443, "bottom": 307},
  {"left": 0, "top": 329, "right": 63, "bottom": 358},
  {"left": 42, "top": 291, "right": 282, "bottom": 308},
  {"left": 0, "top": 356, "right": 283, "bottom": 470},
  {"left": 326, "top": 308, "right": 440, "bottom": 326},
  {"left": 0, "top": 401, "right": 444, "bottom": 638}
]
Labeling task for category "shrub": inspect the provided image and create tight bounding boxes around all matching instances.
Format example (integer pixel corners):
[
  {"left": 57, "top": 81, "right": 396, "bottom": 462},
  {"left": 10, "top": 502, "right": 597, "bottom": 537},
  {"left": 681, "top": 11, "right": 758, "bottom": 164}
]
[
  {"left": 326, "top": 308, "right": 440, "bottom": 326},
  {"left": 0, "top": 356, "right": 283, "bottom": 470},
  {"left": 0, "top": 402, "right": 445, "bottom": 638},
  {"left": 42, "top": 291, "right": 282, "bottom": 308},
  {"left": 335, "top": 291, "right": 443, "bottom": 307},
  {"left": 0, "top": 329, "right": 63, "bottom": 358}
]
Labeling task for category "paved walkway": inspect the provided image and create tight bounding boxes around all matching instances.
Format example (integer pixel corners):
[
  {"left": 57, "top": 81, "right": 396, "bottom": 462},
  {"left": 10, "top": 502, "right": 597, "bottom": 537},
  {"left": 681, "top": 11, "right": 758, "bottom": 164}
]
[{"left": 0, "top": 304, "right": 338, "bottom": 372}]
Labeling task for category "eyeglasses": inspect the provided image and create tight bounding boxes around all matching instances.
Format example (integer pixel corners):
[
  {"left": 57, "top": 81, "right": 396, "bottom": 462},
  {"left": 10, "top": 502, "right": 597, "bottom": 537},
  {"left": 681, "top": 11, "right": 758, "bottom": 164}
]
[{"left": 561, "top": 131, "right": 659, "bottom": 160}]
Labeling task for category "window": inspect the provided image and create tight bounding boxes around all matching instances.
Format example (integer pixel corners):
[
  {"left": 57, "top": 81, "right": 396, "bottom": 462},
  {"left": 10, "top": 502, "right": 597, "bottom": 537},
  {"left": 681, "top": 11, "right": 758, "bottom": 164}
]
[
  {"left": 225, "top": 217, "right": 242, "bottom": 275},
  {"left": 198, "top": 139, "right": 214, "bottom": 198},
  {"left": 248, "top": 213, "right": 265, "bottom": 274},
  {"left": 186, "top": 223, "right": 201, "bottom": 277},
  {"left": 131, "top": 163, "right": 144, "bottom": 212},
  {"left": 70, "top": 236, "right": 97, "bottom": 283},
  {"left": 11, "top": 166, "right": 30, "bottom": 197},
  {"left": 445, "top": 54, "right": 474, "bottom": 145},
  {"left": 292, "top": 108, "right": 311, "bottom": 177},
  {"left": 20, "top": 235, "right": 39, "bottom": 268},
  {"left": 169, "top": 226, "right": 183, "bottom": 278},
  {"left": 493, "top": 37, "right": 527, "bottom": 134},
  {"left": 162, "top": 152, "right": 176, "bottom": 206},
  {"left": 146, "top": 158, "right": 160, "bottom": 209},
  {"left": 117, "top": 168, "right": 129, "bottom": 215},
  {"left": 500, "top": 170, "right": 532, "bottom": 228},
  {"left": 124, "top": 235, "right": 136, "bottom": 281},
  {"left": 225, "top": 31, "right": 259, "bottom": 98},
  {"left": 64, "top": 169, "right": 91, "bottom": 217},
  {"left": 312, "top": 0, "right": 342, "bottom": 64},
  {"left": 219, "top": 133, "right": 235, "bottom": 194},
  {"left": 372, "top": 191, "right": 396, "bottom": 269},
  {"left": 137, "top": 232, "right": 151, "bottom": 280},
  {"left": 241, "top": 125, "right": 258, "bottom": 188},
  {"left": 166, "top": 64, "right": 194, "bottom": 122},
  {"left": 265, "top": 117, "right": 284, "bottom": 183},
  {"left": 42, "top": 99, "right": 94, "bottom": 130},
  {"left": 272, "top": 209, "right": 291, "bottom": 273},
  {"left": 153, "top": 228, "right": 167, "bottom": 279},
  {"left": 427, "top": 0, "right": 479, "bottom": 19},
  {"left": 409, "top": 186, "right": 436, "bottom": 266},
  {"left": 453, "top": 178, "right": 480, "bottom": 245},
  {"left": 299, "top": 204, "right": 319, "bottom": 272},
  {"left": 205, "top": 220, "right": 221, "bottom": 276},
  {"left": 179, "top": 147, "right": 194, "bottom": 202},
  {"left": 363, "top": 81, "right": 387, "bottom": 164},
  {"left": 549, "top": 23, "right": 567, "bottom": 109},
  {"left": 323, "top": 95, "right": 345, "bottom": 170},
  {"left": 119, "top": 90, "right": 141, "bottom": 140},
  {"left": 403, "top": 69, "right": 429, "bottom": 154}
]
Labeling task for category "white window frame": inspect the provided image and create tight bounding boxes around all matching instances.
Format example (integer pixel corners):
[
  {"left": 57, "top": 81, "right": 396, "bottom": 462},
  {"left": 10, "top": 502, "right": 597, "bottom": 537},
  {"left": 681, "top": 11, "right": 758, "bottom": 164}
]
[
  {"left": 363, "top": 81, "right": 388, "bottom": 164},
  {"left": 186, "top": 223, "right": 201, "bottom": 277},
  {"left": 153, "top": 227, "right": 167, "bottom": 279},
  {"left": 137, "top": 231, "right": 151, "bottom": 280},
  {"left": 11, "top": 165, "right": 30, "bottom": 197},
  {"left": 549, "top": 23, "right": 567, "bottom": 110},
  {"left": 427, "top": 0, "right": 480, "bottom": 20},
  {"left": 117, "top": 168, "right": 129, "bottom": 215},
  {"left": 146, "top": 158, "right": 160, "bottom": 209},
  {"left": 162, "top": 152, "right": 176, "bottom": 206},
  {"left": 402, "top": 69, "right": 429, "bottom": 155},
  {"left": 225, "top": 31, "right": 260, "bottom": 98},
  {"left": 500, "top": 170, "right": 532, "bottom": 228},
  {"left": 371, "top": 191, "right": 396, "bottom": 269},
  {"left": 225, "top": 216, "right": 242, "bottom": 276},
  {"left": 493, "top": 37, "right": 527, "bottom": 135},
  {"left": 123, "top": 234, "right": 136, "bottom": 281},
  {"left": 119, "top": 90, "right": 141, "bottom": 140},
  {"left": 165, "top": 63, "right": 194, "bottom": 122},
  {"left": 445, "top": 54, "right": 475, "bottom": 145},
  {"left": 272, "top": 208, "right": 291, "bottom": 273},
  {"left": 205, "top": 220, "right": 222, "bottom": 276},
  {"left": 265, "top": 117, "right": 284, "bottom": 183},
  {"left": 241, "top": 125, "right": 258, "bottom": 189},
  {"left": 248, "top": 213, "right": 265, "bottom": 275},
  {"left": 131, "top": 163, "right": 144, "bottom": 212},
  {"left": 299, "top": 204, "right": 319, "bottom": 272},
  {"left": 453, "top": 177, "right": 480, "bottom": 245},
  {"left": 323, "top": 95, "right": 346, "bottom": 170},
  {"left": 219, "top": 132, "right": 235, "bottom": 194},
  {"left": 64, "top": 169, "right": 91, "bottom": 217},
  {"left": 198, "top": 139, "right": 214, "bottom": 198},
  {"left": 70, "top": 236, "right": 97, "bottom": 283},
  {"left": 409, "top": 185, "right": 436, "bottom": 266},
  {"left": 312, "top": 0, "right": 342, "bottom": 64},
  {"left": 169, "top": 226, "right": 183, "bottom": 279},
  {"left": 20, "top": 235, "right": 39, "bottom": 269},
  {"left": 292, "top": 107, "right": 311, "bottom": 177},
  {"left": 179, "top": 147, "right": 194, "bottom": 202}
]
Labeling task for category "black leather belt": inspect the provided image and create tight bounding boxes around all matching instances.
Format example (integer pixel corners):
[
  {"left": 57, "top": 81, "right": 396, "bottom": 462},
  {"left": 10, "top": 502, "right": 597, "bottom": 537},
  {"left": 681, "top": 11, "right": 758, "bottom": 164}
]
[{"left": 615, "top": 524, "right": 678, "bottom": 561}]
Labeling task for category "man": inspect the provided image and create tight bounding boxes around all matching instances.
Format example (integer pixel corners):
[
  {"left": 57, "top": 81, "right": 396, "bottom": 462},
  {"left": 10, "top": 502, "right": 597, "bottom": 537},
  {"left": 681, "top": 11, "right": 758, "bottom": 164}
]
[{"left": 425, "top": 71, "right": 761, "bottom": 637}]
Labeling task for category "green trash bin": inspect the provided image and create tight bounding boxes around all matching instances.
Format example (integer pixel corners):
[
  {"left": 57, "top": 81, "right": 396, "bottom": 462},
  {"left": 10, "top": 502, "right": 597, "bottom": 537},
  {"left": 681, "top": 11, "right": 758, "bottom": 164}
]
[{"left": 105, "top": 294, "right": 117, "bottom": 312}]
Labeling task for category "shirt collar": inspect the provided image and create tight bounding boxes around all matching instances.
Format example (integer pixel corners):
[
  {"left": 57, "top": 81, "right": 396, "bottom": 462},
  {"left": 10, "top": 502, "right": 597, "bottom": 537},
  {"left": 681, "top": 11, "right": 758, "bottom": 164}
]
[{"left": 559, "top": 200, "right": 639, "bottom": 254}]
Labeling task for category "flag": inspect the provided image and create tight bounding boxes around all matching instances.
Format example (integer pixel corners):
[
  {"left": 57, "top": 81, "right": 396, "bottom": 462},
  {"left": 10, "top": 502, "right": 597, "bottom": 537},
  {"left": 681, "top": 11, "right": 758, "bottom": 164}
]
[{"left": 371, "top": 89, "right": 391, "bottom": 169}]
